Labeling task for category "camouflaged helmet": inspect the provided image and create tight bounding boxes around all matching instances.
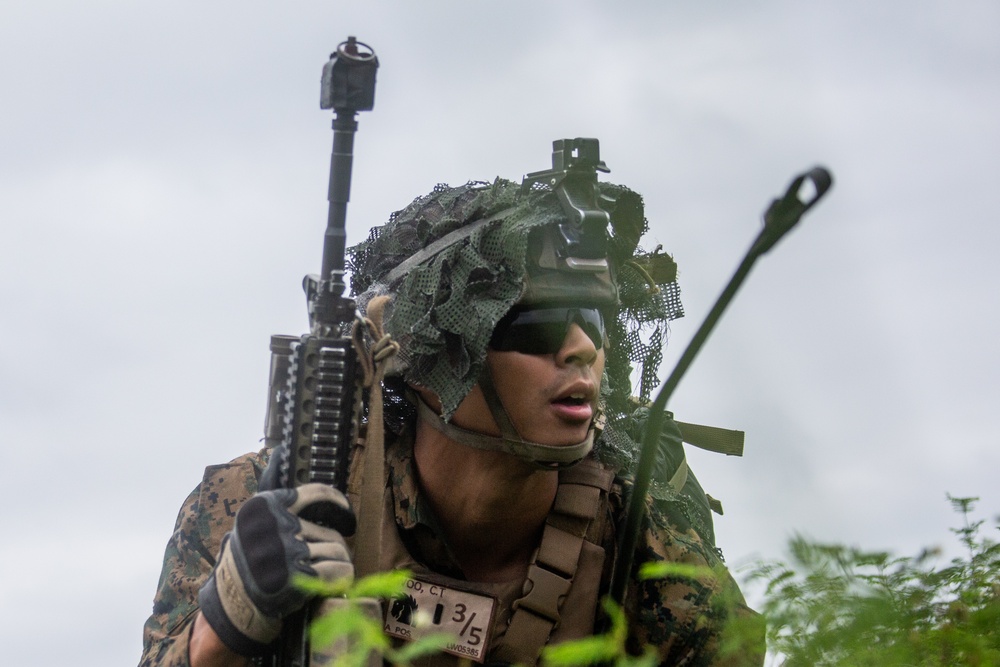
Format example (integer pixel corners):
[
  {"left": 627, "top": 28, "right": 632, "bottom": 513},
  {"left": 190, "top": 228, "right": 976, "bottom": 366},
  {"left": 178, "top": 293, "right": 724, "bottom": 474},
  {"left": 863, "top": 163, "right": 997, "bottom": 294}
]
[{"left": 348, "top": 139, "right": 683, "bottom": 470}]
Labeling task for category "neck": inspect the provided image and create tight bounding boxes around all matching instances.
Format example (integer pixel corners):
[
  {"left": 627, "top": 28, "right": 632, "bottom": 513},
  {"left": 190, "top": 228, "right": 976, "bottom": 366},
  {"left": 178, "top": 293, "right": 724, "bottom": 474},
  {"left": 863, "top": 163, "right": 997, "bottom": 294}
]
[{"left": 413, "top": 416, "right": 558, "bottom": 582}]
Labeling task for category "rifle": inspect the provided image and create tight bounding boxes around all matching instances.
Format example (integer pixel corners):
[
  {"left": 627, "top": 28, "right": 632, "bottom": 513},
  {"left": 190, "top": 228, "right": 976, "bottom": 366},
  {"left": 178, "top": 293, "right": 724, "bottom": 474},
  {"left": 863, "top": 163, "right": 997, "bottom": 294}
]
[{"left": 261, "top": 36, "right": 379, "bottom": 667}]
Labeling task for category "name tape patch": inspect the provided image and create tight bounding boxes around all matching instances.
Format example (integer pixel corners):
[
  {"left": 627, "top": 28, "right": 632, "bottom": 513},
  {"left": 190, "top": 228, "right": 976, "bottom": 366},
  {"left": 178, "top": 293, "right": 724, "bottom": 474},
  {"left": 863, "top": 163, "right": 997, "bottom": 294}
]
[{"left": 383, "top": 576, "right": 497, "bottom": 663}]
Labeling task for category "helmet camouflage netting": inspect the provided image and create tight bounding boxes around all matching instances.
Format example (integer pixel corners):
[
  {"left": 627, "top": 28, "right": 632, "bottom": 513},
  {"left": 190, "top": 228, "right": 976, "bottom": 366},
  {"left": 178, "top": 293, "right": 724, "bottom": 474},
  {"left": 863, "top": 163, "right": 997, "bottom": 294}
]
[{"left": 347, "top": 177, "right": 683, "bottom": 474}]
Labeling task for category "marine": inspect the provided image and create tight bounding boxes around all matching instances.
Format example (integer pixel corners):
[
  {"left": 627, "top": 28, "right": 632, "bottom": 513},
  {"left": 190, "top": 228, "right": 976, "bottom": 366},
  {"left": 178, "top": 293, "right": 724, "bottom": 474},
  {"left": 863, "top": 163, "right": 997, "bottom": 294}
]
[{"left": 141, "top": 139, "right": 764, "bottom": 666}]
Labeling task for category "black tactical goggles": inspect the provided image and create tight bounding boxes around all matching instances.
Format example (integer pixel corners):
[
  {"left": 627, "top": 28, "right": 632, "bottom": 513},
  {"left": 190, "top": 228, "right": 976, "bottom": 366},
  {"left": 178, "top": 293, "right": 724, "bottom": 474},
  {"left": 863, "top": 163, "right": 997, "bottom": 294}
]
[{"left": 489, "top": 307, "right": 606, "bottom": 355}]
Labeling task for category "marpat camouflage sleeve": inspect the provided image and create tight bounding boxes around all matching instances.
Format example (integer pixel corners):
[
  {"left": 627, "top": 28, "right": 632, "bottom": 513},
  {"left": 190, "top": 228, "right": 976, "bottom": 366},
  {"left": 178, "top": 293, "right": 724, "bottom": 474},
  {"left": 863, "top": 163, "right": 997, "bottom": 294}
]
[
  {"left": 623, "top": 513, "right": 765, "bottom": 667},
  {"left": 139, "top": 451, "right": 265, "bottom": 667}
]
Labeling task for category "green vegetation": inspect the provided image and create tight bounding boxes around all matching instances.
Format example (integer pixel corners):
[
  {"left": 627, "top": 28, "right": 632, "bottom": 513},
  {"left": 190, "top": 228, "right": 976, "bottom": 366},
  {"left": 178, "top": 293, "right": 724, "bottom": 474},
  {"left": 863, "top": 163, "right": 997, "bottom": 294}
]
[
  {"left": 745, "top": 495, "right": 1000, "bottom": 666},
  {"left": 296, "top": 570, "right": 454, "bottom": 667},
  {"left": 303, "top": 496, "right": 1000, "bottom": 666},
  {"left": 540, "top": 596, "right": 658, "bottom": 667}
]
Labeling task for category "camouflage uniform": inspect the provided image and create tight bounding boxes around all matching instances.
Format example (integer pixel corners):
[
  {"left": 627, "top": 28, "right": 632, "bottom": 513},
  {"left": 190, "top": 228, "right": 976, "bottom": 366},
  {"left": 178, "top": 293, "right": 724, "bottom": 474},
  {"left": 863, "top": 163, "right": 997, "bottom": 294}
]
[
  {"left": 140, "top": 452, "right": 266, "bottom": 667},
  {"left": 140, "top": 428, "right": 762, "bottom": 667}
]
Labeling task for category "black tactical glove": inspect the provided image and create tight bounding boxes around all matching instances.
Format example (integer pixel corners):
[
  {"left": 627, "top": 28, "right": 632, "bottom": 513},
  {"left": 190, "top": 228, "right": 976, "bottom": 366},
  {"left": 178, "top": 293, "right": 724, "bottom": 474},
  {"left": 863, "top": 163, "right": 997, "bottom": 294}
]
[{"left": 197, "top": 483, "right": 357, "bottom": 656}]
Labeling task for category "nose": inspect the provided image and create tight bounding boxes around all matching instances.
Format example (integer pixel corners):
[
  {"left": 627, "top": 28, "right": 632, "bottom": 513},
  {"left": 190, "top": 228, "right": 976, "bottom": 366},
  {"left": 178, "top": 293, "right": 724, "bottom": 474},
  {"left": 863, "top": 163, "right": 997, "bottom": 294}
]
[{"left": 557, "top": 322, "right": 599, "bottom": 368}]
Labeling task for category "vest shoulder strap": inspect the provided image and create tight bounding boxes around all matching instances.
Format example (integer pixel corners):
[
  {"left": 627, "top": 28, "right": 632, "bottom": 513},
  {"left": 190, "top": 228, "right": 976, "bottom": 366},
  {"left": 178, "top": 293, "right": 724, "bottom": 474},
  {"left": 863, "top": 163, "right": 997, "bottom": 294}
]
[{"left": 493, "top": 458, "right": 614, "bottom": 664}]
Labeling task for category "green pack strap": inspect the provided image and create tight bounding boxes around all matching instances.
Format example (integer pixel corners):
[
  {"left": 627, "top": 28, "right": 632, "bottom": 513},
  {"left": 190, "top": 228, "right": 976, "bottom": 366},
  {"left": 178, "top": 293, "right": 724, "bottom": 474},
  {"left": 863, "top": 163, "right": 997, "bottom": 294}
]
[
  {"left": 669, "top": 419, "right": 740, "bottom": 516},
  {"left": 665, "top": 452, "right": 726, "bottom": 515},
  {"left": 674, "top": 420, "right": 745, "bottom": 457},
  {"left": 668, "top": 454, "right": 689, "bottom": 495}
]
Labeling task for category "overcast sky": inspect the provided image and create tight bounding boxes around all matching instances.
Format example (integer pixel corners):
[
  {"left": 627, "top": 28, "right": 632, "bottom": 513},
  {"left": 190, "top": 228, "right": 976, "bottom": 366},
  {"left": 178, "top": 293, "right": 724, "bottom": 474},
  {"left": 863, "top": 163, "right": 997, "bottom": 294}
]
[{"left": 2, "top": 1, "right": 998, "bottom": 664}]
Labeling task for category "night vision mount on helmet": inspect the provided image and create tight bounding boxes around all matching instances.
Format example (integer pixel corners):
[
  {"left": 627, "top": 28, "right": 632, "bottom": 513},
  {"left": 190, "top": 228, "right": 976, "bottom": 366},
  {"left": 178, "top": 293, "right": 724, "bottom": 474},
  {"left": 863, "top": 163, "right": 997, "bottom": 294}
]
[{"left": 349, "top": 138, "right": 685, "bottom": 472}]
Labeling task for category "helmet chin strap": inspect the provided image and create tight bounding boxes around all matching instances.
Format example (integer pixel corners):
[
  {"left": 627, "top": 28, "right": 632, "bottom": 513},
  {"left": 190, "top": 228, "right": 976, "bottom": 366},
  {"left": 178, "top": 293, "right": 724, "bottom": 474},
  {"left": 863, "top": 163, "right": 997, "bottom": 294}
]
[{"left": 412, "top": 362, "right": 594, "bottom": 469}]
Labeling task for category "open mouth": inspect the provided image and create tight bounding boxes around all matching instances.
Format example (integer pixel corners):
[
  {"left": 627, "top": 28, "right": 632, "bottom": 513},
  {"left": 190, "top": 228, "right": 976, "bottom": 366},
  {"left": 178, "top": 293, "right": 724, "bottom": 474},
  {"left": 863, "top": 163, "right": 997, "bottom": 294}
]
[{"left": 554, "top": 393, "right": 588, "bottom": 407}]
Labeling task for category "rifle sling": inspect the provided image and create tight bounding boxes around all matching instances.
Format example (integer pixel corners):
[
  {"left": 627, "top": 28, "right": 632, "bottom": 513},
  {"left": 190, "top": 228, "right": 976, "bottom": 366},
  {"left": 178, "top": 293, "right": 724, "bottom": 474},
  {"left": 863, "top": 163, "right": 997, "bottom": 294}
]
[{"left": 354, "top": 296, "right": 396, "bottom": 578}]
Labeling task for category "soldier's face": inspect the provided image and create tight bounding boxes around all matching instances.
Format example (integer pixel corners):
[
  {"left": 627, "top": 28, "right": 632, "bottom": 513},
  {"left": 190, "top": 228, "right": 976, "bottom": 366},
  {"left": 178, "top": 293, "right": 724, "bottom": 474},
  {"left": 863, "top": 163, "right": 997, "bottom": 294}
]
[{"left": 449, "top": 319, "right": 605, "bottom": 448}]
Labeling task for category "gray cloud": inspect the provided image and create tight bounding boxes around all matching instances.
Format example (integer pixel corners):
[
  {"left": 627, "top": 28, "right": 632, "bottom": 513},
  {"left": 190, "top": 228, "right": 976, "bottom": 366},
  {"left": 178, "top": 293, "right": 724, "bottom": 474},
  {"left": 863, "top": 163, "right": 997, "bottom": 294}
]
[{"left": 2, "top": 1, "right": 998, "bottom": 664}]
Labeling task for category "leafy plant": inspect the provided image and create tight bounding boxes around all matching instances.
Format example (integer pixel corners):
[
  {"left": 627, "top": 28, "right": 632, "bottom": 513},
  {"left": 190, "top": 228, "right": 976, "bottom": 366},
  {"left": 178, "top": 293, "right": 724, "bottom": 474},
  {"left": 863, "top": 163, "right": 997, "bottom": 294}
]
[
  {"left": 540, "top": 597, "right": 658, "bottom": 667},
  {"left": 746, "top": 495, "right": 1000, "bottom": 666},
  {"left": 296, "top": 570, "right": 455, "bottom": 667},
  {"left": 542, "top": 561, "right": 765, "bottom": 666},
  {"left": 303, "top": 496, "right": 1000, "bottom": 666}
]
